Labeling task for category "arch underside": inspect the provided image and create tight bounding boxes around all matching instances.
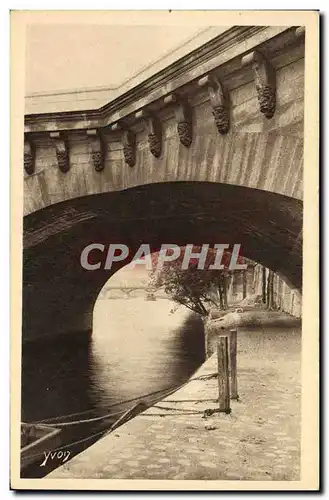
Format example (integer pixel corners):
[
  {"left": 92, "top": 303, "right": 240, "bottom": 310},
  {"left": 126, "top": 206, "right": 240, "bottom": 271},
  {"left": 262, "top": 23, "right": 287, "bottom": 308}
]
[{"left": 23, "top": 182, "right": 302, "bottom": 342}]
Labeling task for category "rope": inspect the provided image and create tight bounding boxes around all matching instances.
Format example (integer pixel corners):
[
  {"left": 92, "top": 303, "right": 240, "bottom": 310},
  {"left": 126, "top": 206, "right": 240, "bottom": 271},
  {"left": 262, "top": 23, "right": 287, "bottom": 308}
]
[
  {"left": 141, "top": 407, "right": 223, "bottom": 417},
  {"left": 40, "top": 408, "right": 126, "bottom": 428},
  {"left": 30, "top": 372, "right": 219, "bottom": 427},
  {"left": 144, "top": 404, "right": 221, "bottom": 416},
  {"left": 35, "top": 408, "right": 100, "bottom": 424},
  {"left": 190, "top": 372, "right": 219, "bottom": 381},
  {"left": 152, "top": 405, "right": 205, "bottom": 414},
  {"left": 34, "top": 382, "right": 190, "bottom": 424},
  {"left": 140, "top": 412, "right": 203, "bottom": 416},
  {"left": 164, "top": 399, "right": 218, "bottom": 403}
]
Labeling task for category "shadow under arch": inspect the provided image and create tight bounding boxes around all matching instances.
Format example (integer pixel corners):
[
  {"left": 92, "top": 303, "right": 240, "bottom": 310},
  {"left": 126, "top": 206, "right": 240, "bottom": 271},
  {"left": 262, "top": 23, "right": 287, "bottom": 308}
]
[{"left": 23, "top": 181, "right": 302, "bottom": 342}]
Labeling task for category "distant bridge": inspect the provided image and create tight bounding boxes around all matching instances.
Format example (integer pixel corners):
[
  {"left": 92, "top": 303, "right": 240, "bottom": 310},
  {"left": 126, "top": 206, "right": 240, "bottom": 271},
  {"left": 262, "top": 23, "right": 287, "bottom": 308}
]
[{"left": 98, "top": 286, "right": 167, "bottom": 299}]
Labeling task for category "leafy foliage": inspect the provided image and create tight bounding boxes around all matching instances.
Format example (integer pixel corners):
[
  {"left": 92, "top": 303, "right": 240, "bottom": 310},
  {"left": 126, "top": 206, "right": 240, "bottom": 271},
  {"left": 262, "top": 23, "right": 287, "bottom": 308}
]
[{"left": 150, "top": 246, "right": 241, "bottom": 316}]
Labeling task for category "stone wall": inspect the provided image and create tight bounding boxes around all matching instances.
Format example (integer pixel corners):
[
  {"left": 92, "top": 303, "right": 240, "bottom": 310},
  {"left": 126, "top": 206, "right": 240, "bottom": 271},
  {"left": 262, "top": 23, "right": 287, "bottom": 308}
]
[
  {"left": 228, "top": 264, "right": 302, "bottom": 318},
  {"left": 252, "top": 264, "right": 302, "bottom": 318}
]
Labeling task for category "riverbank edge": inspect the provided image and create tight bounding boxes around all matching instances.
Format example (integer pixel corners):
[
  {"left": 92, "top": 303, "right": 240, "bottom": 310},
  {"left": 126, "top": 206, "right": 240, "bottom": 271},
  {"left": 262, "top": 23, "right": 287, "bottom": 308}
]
[
  {"left": 46, "top": 310, "right": 301, "bottom": 481},
  {"left": 46, "top": 348, "right": 220, "bottom": 479}
]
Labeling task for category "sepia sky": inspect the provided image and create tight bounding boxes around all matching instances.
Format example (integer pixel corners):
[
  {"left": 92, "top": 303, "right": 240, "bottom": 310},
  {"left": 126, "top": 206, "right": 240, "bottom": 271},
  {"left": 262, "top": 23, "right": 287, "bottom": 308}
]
[{"left": 25, "top": 24, "right": 207, "bottom": 94}]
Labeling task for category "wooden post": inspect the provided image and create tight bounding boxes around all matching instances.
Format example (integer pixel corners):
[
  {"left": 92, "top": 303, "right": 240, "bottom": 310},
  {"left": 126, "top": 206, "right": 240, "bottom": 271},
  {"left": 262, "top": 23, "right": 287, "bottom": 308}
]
[
  {"left": 217, "top": 336, "right": 230, "bottom": 413},
  {"left": 229, "top": 329, "right": 238, "bottom": 399},
  {"left": 262, "top": 266, "right": 267, "bottom": 304},
  {"left": 242, "top": 269, "right": 247, "bottom": 299}
]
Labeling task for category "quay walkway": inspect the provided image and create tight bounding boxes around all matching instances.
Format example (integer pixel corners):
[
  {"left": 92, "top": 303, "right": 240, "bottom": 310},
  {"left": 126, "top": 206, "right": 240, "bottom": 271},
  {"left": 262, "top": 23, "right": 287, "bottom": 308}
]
[{"left": 47, "top": 326, "right": 301, "bottom": 481}]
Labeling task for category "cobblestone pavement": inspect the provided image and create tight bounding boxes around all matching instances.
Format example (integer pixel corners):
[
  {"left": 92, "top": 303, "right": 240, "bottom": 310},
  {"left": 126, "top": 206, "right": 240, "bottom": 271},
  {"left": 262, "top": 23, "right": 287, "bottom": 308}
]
[{"left": 48, "top": 327, "right": 301, "bottom": 481}]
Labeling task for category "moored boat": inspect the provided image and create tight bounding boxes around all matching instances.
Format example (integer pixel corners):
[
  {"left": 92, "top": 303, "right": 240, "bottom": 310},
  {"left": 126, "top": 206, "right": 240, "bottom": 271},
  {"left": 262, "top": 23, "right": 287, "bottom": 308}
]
[{"left": 21, "top": 423, "right": 62, "bottom": 470}]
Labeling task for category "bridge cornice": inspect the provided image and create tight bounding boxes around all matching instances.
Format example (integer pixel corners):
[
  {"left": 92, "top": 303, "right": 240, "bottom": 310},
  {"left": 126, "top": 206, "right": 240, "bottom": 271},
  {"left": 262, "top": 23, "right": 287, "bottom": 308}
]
[{"left": 24, "top": 25, "right": 303, "bottom": 136}]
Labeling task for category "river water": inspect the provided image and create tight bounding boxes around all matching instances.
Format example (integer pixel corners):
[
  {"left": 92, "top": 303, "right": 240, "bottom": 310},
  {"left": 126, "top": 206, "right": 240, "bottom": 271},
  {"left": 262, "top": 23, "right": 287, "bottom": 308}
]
[{"left": 21, "top": 297, "right": 205, "bottom": 477}]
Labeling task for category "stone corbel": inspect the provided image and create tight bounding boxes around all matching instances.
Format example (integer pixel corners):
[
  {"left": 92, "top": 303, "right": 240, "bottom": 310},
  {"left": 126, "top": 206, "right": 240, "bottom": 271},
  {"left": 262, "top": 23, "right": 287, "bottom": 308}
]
[
  {"left": 50, "top": 132, "right": 70, "bottom": 172},
  {"left": 86, "top": 129, "right": 106, "bottom": 172},
  {"left": 135, "top": 110, "right": 162, "bottom": 158},
  {"left": 241, "top": 51, "right": 276, "bottom": 119},
  {"left": 24, "top": 137, "right": 35, "bottom": 175},
  {"left": 111, "top": 122, "right": 136, "bottom": 167},
  {"left": 164, "top": 94, "right": 192, "bottom": 148},
  {"left": 198, "top": 75, "right": 230, "bottom": 134}
]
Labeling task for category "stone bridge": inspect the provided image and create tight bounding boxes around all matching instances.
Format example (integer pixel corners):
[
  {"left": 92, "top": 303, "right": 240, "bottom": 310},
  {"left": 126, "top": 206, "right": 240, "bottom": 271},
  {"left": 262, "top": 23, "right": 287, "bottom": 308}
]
[
  {"left": 23, "top": 26, "right": 304, "bottom": 341},
  {"left": 98, "top": 286, "right": 151, "bottom": 299}
]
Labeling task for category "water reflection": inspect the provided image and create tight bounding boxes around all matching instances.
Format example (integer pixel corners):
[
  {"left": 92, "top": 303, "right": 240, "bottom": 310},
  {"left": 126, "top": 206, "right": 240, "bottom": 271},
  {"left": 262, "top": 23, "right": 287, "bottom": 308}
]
[
  {"left": 89, "top": 298, "right": 205, "bottom": 406},
  {"left": 21, "top": 333, "right": 93, "bottom": 423}
]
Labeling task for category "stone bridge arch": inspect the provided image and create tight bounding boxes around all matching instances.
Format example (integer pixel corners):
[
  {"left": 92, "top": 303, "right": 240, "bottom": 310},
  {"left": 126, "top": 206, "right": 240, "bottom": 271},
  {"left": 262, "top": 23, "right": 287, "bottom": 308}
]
[
  {"left": 23, "top": 181, "right": 302, "bottom": 342},
  {"left": 22, "top": 25, "right": 305, "bottom": 342}
]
